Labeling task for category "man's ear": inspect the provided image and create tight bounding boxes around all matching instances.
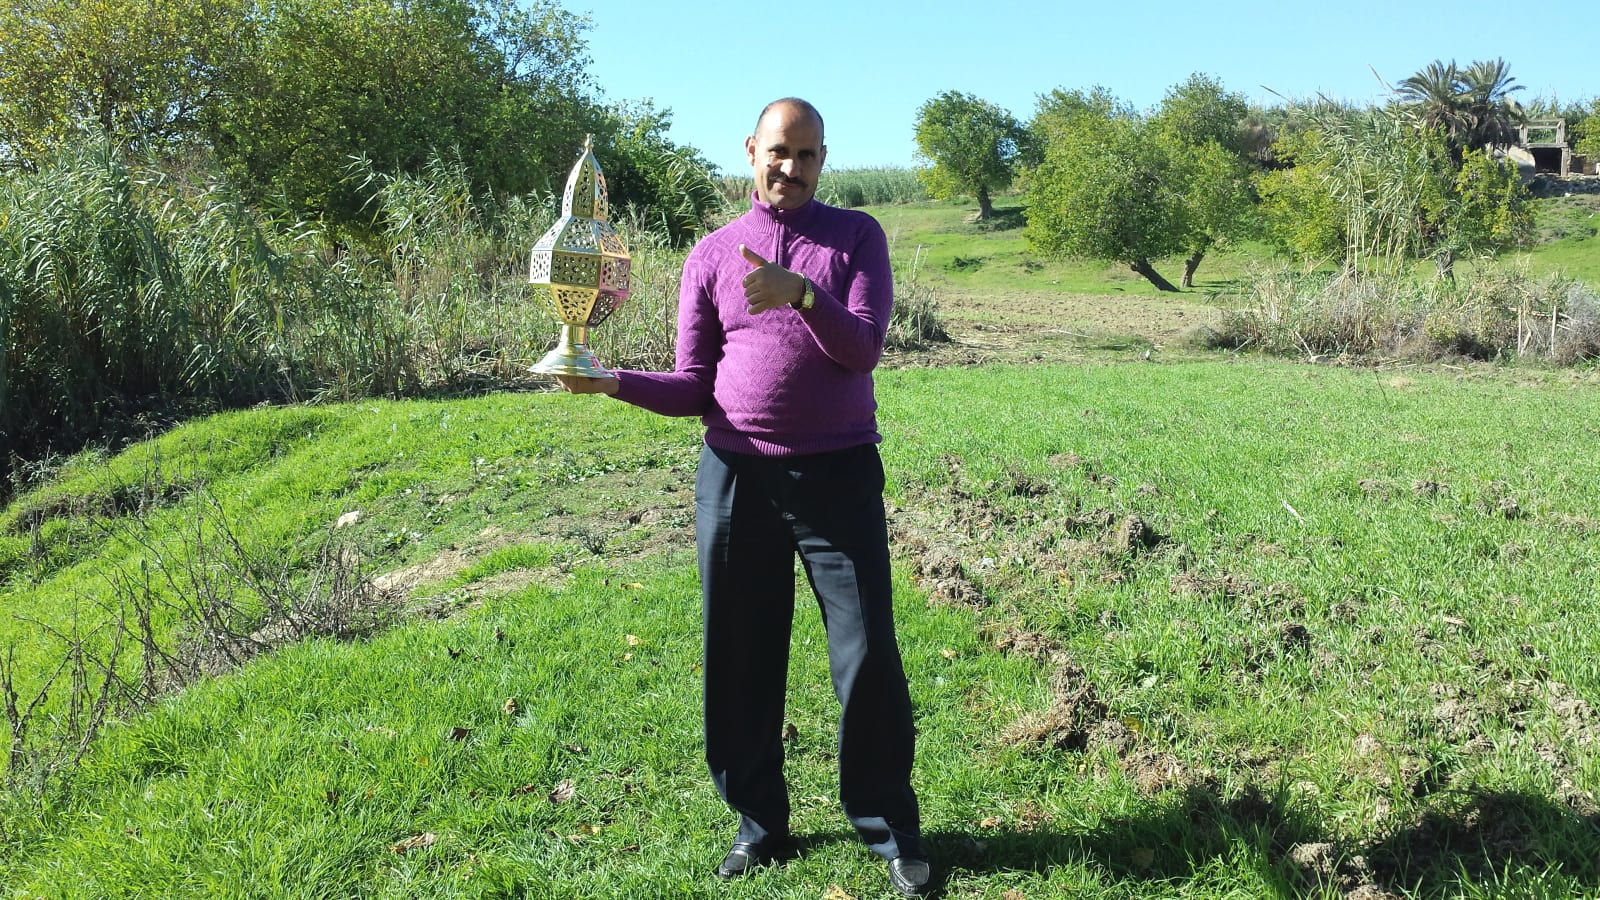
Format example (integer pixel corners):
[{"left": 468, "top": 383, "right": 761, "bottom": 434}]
[{"left": 745, "top": 135, "right": 758, "bottom": 166}]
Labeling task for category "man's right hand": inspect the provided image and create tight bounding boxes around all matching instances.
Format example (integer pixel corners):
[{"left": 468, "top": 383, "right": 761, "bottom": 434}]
[{"left": 554, "top": 375, "right": 619, "bottom": 396}]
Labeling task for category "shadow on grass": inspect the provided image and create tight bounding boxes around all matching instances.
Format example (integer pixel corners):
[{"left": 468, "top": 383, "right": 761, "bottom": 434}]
[
  {"left": 921, "top": 783, "right": 1600, "bottom": 897},
  {"left": 966, "top": 207, "right": 1026, "bottom": 232}
]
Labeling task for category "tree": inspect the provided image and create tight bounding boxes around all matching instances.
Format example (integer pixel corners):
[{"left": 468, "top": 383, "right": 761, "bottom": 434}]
[
  {"left": 1394, "top": 58, "right": 1525, "bottom": 160},
  {"left": 591, "top": 101, "right": 726, "bottom": 247},
  {"left": 1571, "top": 98, "right": 1600, "bottom": 162},
  {"left": 1024, "top": 80, "right": 1258, "bottom": 292},
  {"left": 1150, "top": 74, "right": 1257, "bottom": 287},
  {"left": 1169, "top": 139, "right": 1257, "bottom": 288},
  {"left": 1264, "top": 103, "right": 1529, "bottom": 278},
  {"left": 1256, "top": 126, "right": 1347, "bottom": 265},
  {"left": 913, "top": 91, "right": 1023, "bottom": 220},
  {"left": 206, "top": 0, "right": 595, "bottom": 233},
  {"left": 1458, "top": 58, "right": 1525, "bottom": 150},
  {"left": 1025, "top": 88, "right": 1185, "bottom": 292},
  {"left": 0, "top": 0, "right": 247, "bottom": 166}
]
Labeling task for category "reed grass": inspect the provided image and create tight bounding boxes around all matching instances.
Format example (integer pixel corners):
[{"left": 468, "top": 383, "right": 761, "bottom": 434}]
[
  {"left": 716, "top": 166, "right": 927, "bottom": 209},
  {"left": 1210, "top": 264, "right": 1600, "bottom": 362},
  {"left": 0, "top": 142, "right": 687, "bottom": 498}
]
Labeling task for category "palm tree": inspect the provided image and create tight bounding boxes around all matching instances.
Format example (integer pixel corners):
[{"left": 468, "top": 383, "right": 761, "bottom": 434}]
[
  {"left": 1396, "top": 60, "right": 1471, "bottom": 146},
  {"left": 1395, "top": 58, "right": 1527, "bottom": 159},
  {"left": 1459, "top": 57, "right": 1525, "bottom": 150}
]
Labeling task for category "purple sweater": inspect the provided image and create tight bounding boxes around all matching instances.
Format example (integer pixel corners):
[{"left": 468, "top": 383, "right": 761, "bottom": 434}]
[{"left": 611, "top": 197, "right": 893, "bottom": 457}]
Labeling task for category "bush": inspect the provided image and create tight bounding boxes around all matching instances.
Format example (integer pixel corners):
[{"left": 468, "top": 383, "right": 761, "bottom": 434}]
[
  {"left": 1209, "top": 264, "right": 1600, "bottom": 363},
  {"left": 0, "top": 141, "right": 686, "bottom": 498}
]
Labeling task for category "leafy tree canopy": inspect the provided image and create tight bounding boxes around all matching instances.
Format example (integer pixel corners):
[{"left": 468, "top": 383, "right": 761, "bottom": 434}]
[
  {"left": 0, "top": 0, "right": 719, "bottom": 243},
  {"left": 1393, "top": 57, "right": 1527, "bottom": 157},
  {"left": 206, "top": 0, "right": 595, "bottom": 235},
  {"left": 1024, "top": 87, "right": 1186, "bottom": 291},
  {"left": 0, "top": 0, "right": 248, "bottom": 164},
  {"left": 913, "top": 90, "right": 1024, "bottom": 219},
  {"left": 1024, "top": 78, "right": 1258, "bottom": 291}
]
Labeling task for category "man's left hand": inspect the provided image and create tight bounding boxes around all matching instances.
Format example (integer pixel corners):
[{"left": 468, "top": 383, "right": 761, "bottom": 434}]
[{"left": 738, "top": 244, "right": 806, "bottom": 314}]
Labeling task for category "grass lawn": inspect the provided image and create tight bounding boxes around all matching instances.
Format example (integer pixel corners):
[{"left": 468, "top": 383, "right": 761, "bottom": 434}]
[{"left": 4, "top": 357, "right": 1600, "bottom": 898}]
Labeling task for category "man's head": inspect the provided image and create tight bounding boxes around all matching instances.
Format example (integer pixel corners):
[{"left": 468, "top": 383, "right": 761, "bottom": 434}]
[{"left": 746, "top": 98, "right": 826, "bottom": 210}]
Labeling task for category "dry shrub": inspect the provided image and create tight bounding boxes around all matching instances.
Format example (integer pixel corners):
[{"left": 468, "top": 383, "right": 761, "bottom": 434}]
[{"left": 1212, "top": 265, "right": 1600, "bottom": 364}]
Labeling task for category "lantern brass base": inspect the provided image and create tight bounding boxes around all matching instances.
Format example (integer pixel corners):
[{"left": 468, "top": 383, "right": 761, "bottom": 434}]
[{"left": 530, "top": 325, "right": 616, "bottom": 379}]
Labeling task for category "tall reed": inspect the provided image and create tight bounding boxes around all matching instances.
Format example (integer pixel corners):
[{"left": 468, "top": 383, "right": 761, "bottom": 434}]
[{"left": 0, "top": 142, "right": 688, "bottom": 497}]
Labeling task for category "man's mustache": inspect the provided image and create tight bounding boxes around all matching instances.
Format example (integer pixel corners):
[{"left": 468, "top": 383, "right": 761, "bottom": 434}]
[{"left": 772, "top": 175, "right": 808, "bottom": 188}]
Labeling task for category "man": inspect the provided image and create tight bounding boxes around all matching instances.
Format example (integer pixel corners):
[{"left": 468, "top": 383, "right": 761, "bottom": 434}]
[{"left": 556, "top": 97, "right": 931, "bottom": 896}]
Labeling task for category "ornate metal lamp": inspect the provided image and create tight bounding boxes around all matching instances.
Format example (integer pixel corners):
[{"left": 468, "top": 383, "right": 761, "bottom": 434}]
[{"left": 528, "top": 136, "right": 631, "bottom": 378}]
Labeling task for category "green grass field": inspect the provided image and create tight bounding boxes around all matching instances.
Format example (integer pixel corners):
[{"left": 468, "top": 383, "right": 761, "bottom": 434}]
[{"left": 5, "top": 356, "right": 1600, "bottom": 898}]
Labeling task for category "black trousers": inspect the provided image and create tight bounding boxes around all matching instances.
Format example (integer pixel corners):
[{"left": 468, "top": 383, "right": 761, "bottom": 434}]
[{"left": 695, "top": 443, "right": 922, "bottom": 860}]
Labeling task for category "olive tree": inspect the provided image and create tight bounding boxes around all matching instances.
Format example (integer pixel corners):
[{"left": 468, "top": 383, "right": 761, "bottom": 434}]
[
  {"left": 913, "top": 91, "right": 1024, "bottom": 220},
  {"left": 0, "top": 0, "right": 247, "bottom": 166},
  {"left": 1025, "top": 81, "right": 1258, "bottom": 292},
  {"left": 1024, "top": 88, "right": 1185, "bottom": 291},
  {"left": 207, "top": 0, "right": 596, "bottom": 232}
]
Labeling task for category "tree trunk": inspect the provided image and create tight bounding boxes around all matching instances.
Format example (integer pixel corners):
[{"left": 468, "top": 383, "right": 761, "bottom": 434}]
[
  {"left": 1435, "top": 248, "right": 1455, "bottom": 282},
  {"left": 976, "top": 185, "right": 994, "bottom": 220},
  {"left": 1181, "top": 249, "right": 1206, "bottom": 289},
  {"left": 1130, "top": 259, "right": 1180, "bottom": 292}
]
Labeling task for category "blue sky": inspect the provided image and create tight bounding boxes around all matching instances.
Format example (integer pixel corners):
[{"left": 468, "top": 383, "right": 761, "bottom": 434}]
[{"left": 570, "top": 0, "right": 1597, "bottom": 175}]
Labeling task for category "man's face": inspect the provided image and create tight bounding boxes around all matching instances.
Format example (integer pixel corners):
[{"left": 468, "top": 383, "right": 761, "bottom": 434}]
[{"left": 746, "top": 103, "right": 826, "bottom": 210}]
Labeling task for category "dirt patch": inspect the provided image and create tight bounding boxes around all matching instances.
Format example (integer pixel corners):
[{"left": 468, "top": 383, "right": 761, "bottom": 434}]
[
  {"left": 936, "top": 287, "right": 1223, "bottom": 343},
  {"left": 1001, "top": 657, "right": 1107, "bottom": 752}
]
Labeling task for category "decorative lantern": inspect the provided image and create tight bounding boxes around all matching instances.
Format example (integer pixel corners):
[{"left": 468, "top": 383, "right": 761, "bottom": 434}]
[{"left": 528, "top": 136, "right": 631, "bottom": 378}]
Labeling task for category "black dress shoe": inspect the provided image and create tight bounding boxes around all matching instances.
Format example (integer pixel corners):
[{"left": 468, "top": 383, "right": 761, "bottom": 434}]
[
  {"left": 715, "top": 840, "right": 785, "bottom": 879},
  {"left": 888, "top": 855, "right": 933, "bottom": 896}
]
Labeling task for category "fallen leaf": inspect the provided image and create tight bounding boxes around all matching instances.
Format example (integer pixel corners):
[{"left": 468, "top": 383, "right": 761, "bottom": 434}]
[
  {"left": 1003, "top": 890, "right": 1027, "bottom": 900},
  {"left": 823, "top": 886, "right": 857, "bottom": 900},
  {"left": 577, "top": 823, "right": 601, "bottom": 835},
  {"left": 979, "top": 816, "right": 1001, "bottom": 829},
  {"left": 390, "top": 832, "right": 437, "bottom": 854},
  {"left": 624, "top": 634, "right": 642, "bottom": 646},
  {"left": 364, "top": 725, "right": 397, "bottom": 738},
  {"left": 512, "top": 784, "right": 540, "bottom": 796},
  {"left": 623, "top": 582, "right": 643, "bottom": 590},
  {"left": 783, "top": 723, "right": 799, "bottom": 742},
  {"left": 335, "top": 510, "right": 362, "bottom": 529},
  {"left": 622, "top": 652, "right": 634, "bottom": 661},
  {"left": 503, "top": 697, "right": 519, "bottom": 716},
  {"left": 549, "top": 779, "right": 575, "bottom": 804},
  {"left": 940, "top": 648, "right": 957, "bottom": 659}
]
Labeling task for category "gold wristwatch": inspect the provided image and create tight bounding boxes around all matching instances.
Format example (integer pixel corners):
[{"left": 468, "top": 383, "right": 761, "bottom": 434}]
[{"left": 793, "top": 276, "right": 815, "bottom": 311}]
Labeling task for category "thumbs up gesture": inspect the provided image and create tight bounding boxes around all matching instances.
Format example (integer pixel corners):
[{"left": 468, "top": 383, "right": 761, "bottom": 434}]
[{"left": 739, "top": 244, "right": 807, "bottom": 315}]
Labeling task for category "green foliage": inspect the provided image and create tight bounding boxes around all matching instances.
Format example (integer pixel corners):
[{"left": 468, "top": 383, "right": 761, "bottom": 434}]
[
  {"left": 206, "top": 0, "right": 594, "bottom": 234},
  {"left": 1149, "top": 73, "right": 1251, "bottom": 157},
  {"left": 1024, "top": 77, "right": 1260, "bottom": 290},
  {"left": 589, "top": 102, "right": 727, "bottom": 247},
  {"left": 817, "top": 167, "right": 928, "bottom": 208},
  {"left": 1446, "top": 149, "right": 1534, "bottom": 256},
  {"left": 1574, "top": 98, "right": 1600, "bottom": 160},
  {"left": 1024, "top": 88, "right": 1186, "bottom": 291},
  {"left": 913, "top": 91, "right": 1024, "bottom": 218},
  {"left": 1393, "top": 57, "right": 1527, "bottom": 157},
  {"left": 1256, "top": 129, "right": 1347, "bottom": 263},
  {"left": 0, "top": 141, "right": 687, "bottom": 494},
  {"left": 0, "top": 0, "right": 248, "bottom": 165},
  {"left": 1270, "top": 104, "right": 1532, "bottom": 276}
]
